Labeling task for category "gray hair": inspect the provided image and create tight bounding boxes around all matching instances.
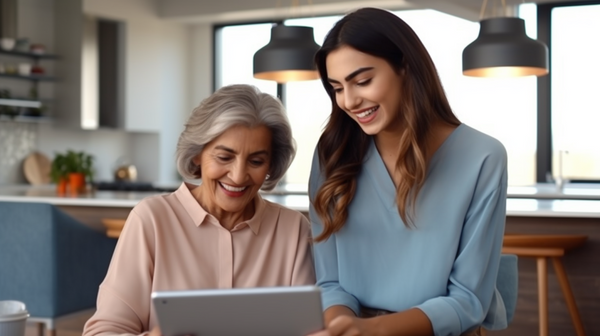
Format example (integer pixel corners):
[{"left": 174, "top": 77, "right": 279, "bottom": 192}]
[{"left": 176, "top": 84, "right": 296, "bottom": 191}]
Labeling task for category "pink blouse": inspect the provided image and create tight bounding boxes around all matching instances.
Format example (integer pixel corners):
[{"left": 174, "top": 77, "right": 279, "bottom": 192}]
[{"left": 83, "top": 182, "right": 316, "bottom": 336}]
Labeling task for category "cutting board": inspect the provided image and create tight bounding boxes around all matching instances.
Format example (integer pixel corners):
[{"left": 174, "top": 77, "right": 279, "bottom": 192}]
[{"left": 23, "top": 151, "right": 52, "bottom": 185}]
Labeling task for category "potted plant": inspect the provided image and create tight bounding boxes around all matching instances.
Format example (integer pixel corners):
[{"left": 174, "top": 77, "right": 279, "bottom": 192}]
[
  {"left": 50, "top": 150, "right": 95, "bottom": 194},
  {"left": 50, "top": 152, "right": 69, "bottom": 194}
]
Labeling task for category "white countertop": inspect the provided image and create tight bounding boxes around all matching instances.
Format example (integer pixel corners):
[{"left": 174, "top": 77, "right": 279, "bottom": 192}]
[
  {"left": 0, "top": 185, "right": 155, "bottom": 207},
  {"left": 1, "top": 183, "right": 600, "bottom": 218},
  {"left": 507, "top": 183, "right": 600, "bottom": 200}
]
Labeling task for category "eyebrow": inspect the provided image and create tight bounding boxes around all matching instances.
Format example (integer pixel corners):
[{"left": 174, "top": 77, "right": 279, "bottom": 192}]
[
  {"left": 328, "top": 67, "right": 374, "bottom": 84},
  {"left": 214, "top": 145, "right": 269, "bottom": 156}
]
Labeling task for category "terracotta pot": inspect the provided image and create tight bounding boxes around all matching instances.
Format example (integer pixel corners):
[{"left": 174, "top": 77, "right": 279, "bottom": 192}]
[
  {"left": 68, "top": 172, "right": 86, "bottom": 194},
  {"left": 56, "top": 178, "right": 67, "bottom": 195}
]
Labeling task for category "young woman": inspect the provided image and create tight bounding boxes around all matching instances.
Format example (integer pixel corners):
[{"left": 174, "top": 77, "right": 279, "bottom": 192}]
[{"left": 308, "top": 8, "right": 508, "bottom": 336}]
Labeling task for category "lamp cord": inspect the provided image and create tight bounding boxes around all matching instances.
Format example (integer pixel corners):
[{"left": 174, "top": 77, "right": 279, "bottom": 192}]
[
  {"left": 277, "top": 0, "right": 315, "bottom": 21},
  {"left": 479, "top": 0, "right": 488, "bottom": 19},
  {"left": 480, "top": 0, "right": 509, "bottom": 19}
]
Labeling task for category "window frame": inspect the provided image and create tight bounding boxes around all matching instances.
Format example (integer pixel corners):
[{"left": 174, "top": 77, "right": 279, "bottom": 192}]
[{"left": 536, "top": 0, "right": 600, "bottom": 182}]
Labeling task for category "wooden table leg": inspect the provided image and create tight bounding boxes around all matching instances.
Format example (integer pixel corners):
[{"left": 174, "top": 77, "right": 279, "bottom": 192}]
[
  {"left": 537, "top": 257, "right": 548, "bottom": 336},
  {"left": 36, "top": 322, "right": 44, "bottom": 336},
  {"left": 552, "top": 257, "right": 586, "bottom": 336}
]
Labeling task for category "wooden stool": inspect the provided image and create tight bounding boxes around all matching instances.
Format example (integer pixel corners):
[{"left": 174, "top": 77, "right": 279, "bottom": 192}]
[
  {"left": 101, "top": 218, "right": 126, "bottom": 238},
  {"left": 502, "top": 234, "right": 587, "bottom": 336}
]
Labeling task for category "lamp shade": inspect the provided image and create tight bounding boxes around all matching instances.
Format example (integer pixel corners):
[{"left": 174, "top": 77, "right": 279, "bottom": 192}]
[
  {"left": 253, "top": 25, "right": 320, "bottom": 83},
  {"left": 463, "top": 17, "right": 549, "bottom": 77}
]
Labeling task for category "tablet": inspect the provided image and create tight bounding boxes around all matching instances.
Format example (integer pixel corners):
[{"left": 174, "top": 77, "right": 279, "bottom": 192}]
[{"left": 151, "top": 285, "right": 324, "bottom": 336}]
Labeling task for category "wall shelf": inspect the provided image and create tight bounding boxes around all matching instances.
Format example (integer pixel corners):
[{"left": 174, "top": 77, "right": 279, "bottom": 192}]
[
  {"left": 0, "top": 73, "right": 55, "bottom": 81},
  {"left": 0, "top": 48, "right": 58, "bottom": 122},
  {"left": 0, "top": 115, "right": 52, "bottom": 123},
  {"left": 0, "top": 49, "right": 58, "bottom": 60},
  {"left": 0, "top": 98, "right": 42, "bottom": 108}
]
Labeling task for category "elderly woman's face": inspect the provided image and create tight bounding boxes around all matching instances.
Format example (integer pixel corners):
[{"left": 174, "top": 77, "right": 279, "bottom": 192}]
[{"left": 193, "top": 125, "right": 272, "bottom": 217}]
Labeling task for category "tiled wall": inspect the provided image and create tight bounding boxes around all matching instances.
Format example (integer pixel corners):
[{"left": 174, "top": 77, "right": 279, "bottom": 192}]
[{"left": 0, "top": 121, "right": 37, "bottom": 184}]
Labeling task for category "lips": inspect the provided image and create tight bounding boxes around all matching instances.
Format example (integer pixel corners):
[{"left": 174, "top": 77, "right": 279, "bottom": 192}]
[
  {"left": 219, "top": 182, "right": 247, "bottom": 197},
  {"left": 356, "top": 106, "right": 378, "bottom": 118},
  {"left": 353, "top": 106, "right": 379, "bottom": 123}
]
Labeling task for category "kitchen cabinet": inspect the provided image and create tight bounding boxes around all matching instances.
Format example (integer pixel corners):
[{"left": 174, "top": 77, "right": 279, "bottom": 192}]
[{"left": 0, "top": 49, "right": 57, "bottom": 122}]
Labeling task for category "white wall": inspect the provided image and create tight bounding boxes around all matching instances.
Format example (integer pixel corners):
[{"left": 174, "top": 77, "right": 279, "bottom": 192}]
[{"left": 188, "top": 23, "right": 213, "bottom": 109}]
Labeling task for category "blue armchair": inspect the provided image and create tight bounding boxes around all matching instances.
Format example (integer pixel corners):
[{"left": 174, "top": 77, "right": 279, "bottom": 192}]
[
  {"left": 0, "top": 201, "right": 117, "bottom": 336},
  {"left": 497, "top": 253, "right": 519, "bottom": 324}
]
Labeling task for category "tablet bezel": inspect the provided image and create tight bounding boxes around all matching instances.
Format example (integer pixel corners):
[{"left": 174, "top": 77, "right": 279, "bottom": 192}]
[{"left": 151, "top": 285, "right": 324, "bottom": 336}]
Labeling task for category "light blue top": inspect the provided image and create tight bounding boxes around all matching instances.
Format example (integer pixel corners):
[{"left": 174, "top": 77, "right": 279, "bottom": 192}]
[{"left": 309, "top": 124, "right": 509, "bottom": 336}]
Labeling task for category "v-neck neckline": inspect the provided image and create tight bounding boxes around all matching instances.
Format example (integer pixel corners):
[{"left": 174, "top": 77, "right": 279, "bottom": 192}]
[{"left": 366, "top": 124, "right": 464, "bottom": 211}]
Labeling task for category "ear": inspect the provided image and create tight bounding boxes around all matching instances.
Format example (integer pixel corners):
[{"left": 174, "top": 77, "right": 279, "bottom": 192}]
[{"left": 191, "top": 154, "right": 202, "bottom": 166}]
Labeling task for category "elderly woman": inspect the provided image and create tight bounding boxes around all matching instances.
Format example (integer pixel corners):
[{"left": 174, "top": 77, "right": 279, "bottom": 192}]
[{"left": 83, "top": 84, "right": 315, "bottom": 336}]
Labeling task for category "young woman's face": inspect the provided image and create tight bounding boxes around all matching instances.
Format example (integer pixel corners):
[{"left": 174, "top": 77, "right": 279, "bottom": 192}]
[
  {"left": 193, "top": 125, "right": 272, "bottom": 217},
  {"left": 326, "top": 45, "right": 403, "bottom": 135}
]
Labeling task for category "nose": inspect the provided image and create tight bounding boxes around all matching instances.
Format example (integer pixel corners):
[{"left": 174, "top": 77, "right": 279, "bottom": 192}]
[
  {"left": 340, "top": 87, "right": 360, "bottom": 111},
  {"left": 229, "top": 160, "right": 248, "bottom": 184}
]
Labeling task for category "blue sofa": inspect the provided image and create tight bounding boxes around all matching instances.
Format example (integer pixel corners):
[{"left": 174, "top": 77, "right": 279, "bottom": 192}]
[{"left": 0, "top": 201, "right": 117, "bottom": 336}]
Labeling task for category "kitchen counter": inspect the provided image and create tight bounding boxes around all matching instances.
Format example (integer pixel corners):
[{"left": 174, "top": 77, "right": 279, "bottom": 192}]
[
  {"left": 1, "top": 183, "right": 600, "bottom": 218},
  {"left": 507, "top": 182, "right": 600, "bottom": 200}
]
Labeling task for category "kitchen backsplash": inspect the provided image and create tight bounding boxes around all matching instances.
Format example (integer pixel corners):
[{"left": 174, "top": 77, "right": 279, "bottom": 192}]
[{"left": 0, "top": 121, "right": 37, "bottom": 184}]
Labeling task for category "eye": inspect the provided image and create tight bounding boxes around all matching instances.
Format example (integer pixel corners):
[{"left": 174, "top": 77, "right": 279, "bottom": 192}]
[
  {"left": 356, "top": 78, "right": 371, "bottom": 86},
  {"left": 216, "top": 156, "right": 232, "bottom": 162},
  {"left": 249, "top": 159, "right": 266, "bottom": 167},
  {"left": 331, "top": 86, "right": 343, "bottom": 94}
]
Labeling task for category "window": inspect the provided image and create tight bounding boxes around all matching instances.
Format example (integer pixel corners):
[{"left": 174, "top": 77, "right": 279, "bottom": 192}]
[
  {"left": 392, "top": 8, "right": 537, "bottom": 186},
  {"left": 550, "top": 4, "right": 600, "bottom": 182},
  {"left": 285, "top": 9, "right": 537, "bottom": 186},
  {"left": 283, "top": 16, "right": 341, "bottom": 185},
  {"left": 214, "top": 7, "right": 539, "bottom": 187},
  {"left": 215, "top": 23, "right": 277, "bottom": 97}
]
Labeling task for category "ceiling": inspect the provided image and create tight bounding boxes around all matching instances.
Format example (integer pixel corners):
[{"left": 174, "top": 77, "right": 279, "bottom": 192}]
[{"left": 157, "top": 0, "right": 585, "bottom": 23}]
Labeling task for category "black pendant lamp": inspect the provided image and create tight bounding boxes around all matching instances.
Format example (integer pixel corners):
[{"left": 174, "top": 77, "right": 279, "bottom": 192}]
[
  {"left": 463, "top": 17, "right": 549, "bottom": 77},
  {"left": 253, "top": 24, "right": 320, "bottom": 83}
]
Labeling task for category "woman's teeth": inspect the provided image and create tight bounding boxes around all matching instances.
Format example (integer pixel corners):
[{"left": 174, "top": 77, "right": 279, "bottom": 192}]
[
  {"left": 220, "top": 183, "right": 246, "bottom": 192},
  {"left": 357, "top": 107, "right": 377, "bottom": 118}
]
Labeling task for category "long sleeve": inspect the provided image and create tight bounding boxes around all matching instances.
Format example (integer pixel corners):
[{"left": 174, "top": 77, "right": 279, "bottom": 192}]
[
  {"left": 416, "top": 165, "right": 508, "bottom": 335},
  {"left": 83, "top": 208, "right": 156, "bottom": 336}
]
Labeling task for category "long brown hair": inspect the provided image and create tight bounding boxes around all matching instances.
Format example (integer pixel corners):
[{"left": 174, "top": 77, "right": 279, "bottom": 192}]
[{"left": 313, "top": 7, "right": 460, "bottom": 242}]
